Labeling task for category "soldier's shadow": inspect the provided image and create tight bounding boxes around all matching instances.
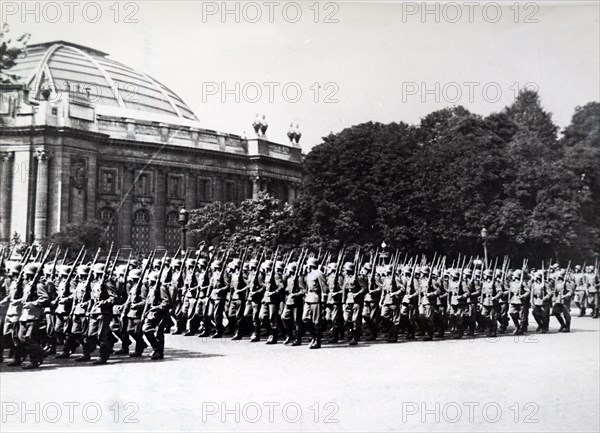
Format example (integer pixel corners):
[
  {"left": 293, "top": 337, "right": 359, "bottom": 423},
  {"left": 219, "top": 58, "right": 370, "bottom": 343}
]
[{"left": 0, "top": 349, "right": 223, "bottom": 373}]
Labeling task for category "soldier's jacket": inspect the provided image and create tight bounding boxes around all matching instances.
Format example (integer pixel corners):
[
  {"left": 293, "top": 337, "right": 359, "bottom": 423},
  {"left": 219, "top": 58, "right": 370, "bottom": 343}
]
[
  {"left": 481, "top": 280, "right": 501, "bottom": 307},
  {"left": 72, "top": 280, "right": 92, "bottom": 316},
  {"left": 305, "top": 268, "right": 327, "bottom": 304},
  {"left": 5, "top": 278, "right": 24, "bottom": 321},
  {"left": 585, "top": 272, "right": 599, "bottom": 293},
  {"left": 0, "top": 275, "right": 11, "bottom": 318},
  {"left": 364, "top": 275, "right": 382, "bottom": 303},
  {"left": 509, "top": 280, "right": 530, "bottom": 305},
  {"left": 531, "top": 281, "right": 551, "bottom": 306},
  {"left": 247, "top": 271, "right": 265, "bottom": 303},
  {"left": 123, "top": 282, "right": 148, "bottom": 319},
  {"left": 342, "top": 274, "right": 362, "bottom": 304},
  {"left": 230, "top": 270, "right": 246, "bottom": 301},
  {"left": 263, "top": 272, "right": 285, "bottom": 304},
  {"left": 417, "top": 277, "right": 436, "bottom": 305},
  {"left": 381, "top": 274, "right": 402, "bottom": 305},
  {"left": 448, "top": 279, "right": 468, "bottom": 306},
  {"left": 573, "top": 272, "right": 586, "bottom": 291},
  {"left": 285, "top": 273, "right": 304, "bottom": 306},
  {"left": 89, "top": 279, "right": 117, "bottom": 315},
  {"left": 43, "top": 277, "right": 57, "bottom": 314},
  {"left": 401, "top": 276, "right": 418, "bottom": 305},
  {"left": 326, "top": 272, "right": 343, "bottom": 304},
  {"left": 209, "top": 271, "right": 229, "bottom": 301},
  {"left": 466, "top": 279, "right": 482, "bottom": 304},
  {"left": 145, "top": 281, "right": 174, "bottom": 319},
  {"left": 434, "top": 278, "right": 446, "bottom": 307},
  {"left": 54, "top": 278, "right": 76, "bottom": 315},
  {"left": 19, "top": 280, "right": 50, "bottom": 321},
  {"left": 552, "top": 279, "right": 574, "bottom": 304}
]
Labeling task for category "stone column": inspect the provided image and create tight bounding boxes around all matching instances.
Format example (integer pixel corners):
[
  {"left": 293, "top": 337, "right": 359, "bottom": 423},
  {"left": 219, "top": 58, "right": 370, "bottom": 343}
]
[
  {"left": 153, "top": 169, "right": 166, "bottom": 249},
  {"left": 121, "top": 166, "right": 134, "bottom": 248},
  {"left": 252, "top": 176, "right": 261, "bottom": 200},
  {"left": 0, "top": 152, "right": 14, "bottom": 243},
  {"left": 287, "top": 183, "right": 295, "bottom": 203},
  {"left": 34, "top": 150, "right": 50, "bottom": 242}
]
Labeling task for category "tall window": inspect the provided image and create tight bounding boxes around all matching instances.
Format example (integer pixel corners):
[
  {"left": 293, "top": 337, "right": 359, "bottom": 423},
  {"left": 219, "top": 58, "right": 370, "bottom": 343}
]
[
  {"left": 165, "top": 211, "right": 180, "bottom": 253},
  {"left": 132, "top": 209, "right": 151, "bottom": 254},
  {"left": 225, "top": 181, "right": 236, "bottom": 203},
  {"left": 97, "top": 207, "right": 116, "bottom": 245},
  {"left": 197, "top": 177, "right": 211, "bottom": 202}
]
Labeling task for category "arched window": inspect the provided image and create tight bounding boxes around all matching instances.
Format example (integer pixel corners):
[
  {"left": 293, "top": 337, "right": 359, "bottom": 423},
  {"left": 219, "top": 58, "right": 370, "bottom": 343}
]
[
  {"left": 165, "top": 211, "right": 180, "bottom": 253},
  {"left": 132, "top": 209, "right": 151, "bottom": 254},
  {"left": 96, "top": 207, "right": 116, "bottom": 245}
]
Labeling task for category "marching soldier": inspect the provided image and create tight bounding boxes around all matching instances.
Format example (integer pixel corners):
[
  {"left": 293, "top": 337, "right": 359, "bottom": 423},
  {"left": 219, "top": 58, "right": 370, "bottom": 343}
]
[
  {"left": 400, "top": 265, "right": 419, "bottom": 340},
  {"left": 261, "top": 260, "right": 285, "bottom": 344},
  {"left": 111, "top": 264, "right": 131, "bottom": 355},
  {"left": 304, "top": 257, "right": 326, "bottom": 349},
  {"left": 531, "top": 271, "right": 551, "bottom": 333},
  {"left": 585, "top": 266, "right": 599, "bottom": 318},
  {"left": 79, "top": 263, "right": 117, "bottom": 365},
  {"left": 180, "top": 257, "right": 201, "bottom": 335},
  {"left": 380, "top": 264, "right": 402, "bottom": 342},
  {"left": 228, "top": 261, "right": 247, "bottom": 340},
  {"left": 142, "top": 269, "right": 174, "bottom": 360},
  {"left": 16, "top": 263, "right": 50, "bottom": 369},
  {"left": 433, "top": 269, "right": 448, "bottom": 339},
  {"left": 417, "top": 266, "right": 436, "bottom": 341},
  {"left": 58, "top": 265, "right": 90, "bottom": 359},
  {"left": 573, "top": 265, "right": 586, "bottom": 316},
  {"left": 508, "top": 269, "right": 530, "bottom": 335},
  {"left": 206, "top": 260, "right": 229, "bottom": 338},
  {"left": 496, "top": 270, "right": 510, "bottom": 334},
  {"left": 41, "top": 264, "right": 58, "bottom": 355},
  {"left": 52, "top": 265, "right": 74, "bottom": 357},
  {"left": 447, "top": 269, "right": 468, "bottom": 339},
  {"left": 551, "top": 269, "right": 573, "bottom": 332},
  {"left": 480, "top": 269, "right": 500, "bottom": 337},
  {"left": 246, "top": 259, "right": 265, "bottom": 342},
  {"left": 282, "top": 261, "right": 305, "bottom": 345},
  {"left": 325, "top": 262, "right": 344, "bottom": 343},
  {"left": 3, "top": 262, "right": 22, "bottom": 365},
  {"left": 363, "top": 263, "right": 382, "bottom": 341},
  {"left": 123, "top": 269, "right": 148, "bottom": 356}
]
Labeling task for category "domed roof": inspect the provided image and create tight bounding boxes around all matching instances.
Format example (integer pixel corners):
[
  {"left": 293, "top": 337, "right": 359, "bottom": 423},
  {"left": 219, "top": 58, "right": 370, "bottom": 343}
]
[{"left": 11, "top": 41, "right": 199, "bottom": 123}]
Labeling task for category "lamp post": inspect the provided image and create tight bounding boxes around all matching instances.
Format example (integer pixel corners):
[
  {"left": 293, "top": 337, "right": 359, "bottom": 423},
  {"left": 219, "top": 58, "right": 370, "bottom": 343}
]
[
  {"left": 179, "top": 206, "right": 189, "bottom": 251},
  {"left": 380, "top": 241, "right": 387, "bottom": 264},
  {"left": 480, "top": 227, "right": 488, "bottom": 268}
]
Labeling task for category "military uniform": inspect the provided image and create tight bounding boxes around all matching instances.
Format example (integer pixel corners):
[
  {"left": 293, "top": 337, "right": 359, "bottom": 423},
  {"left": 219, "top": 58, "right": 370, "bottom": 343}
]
[
  {"left": 363, "top": 265, "right": 382, "bottom": 341},
  {"left": 228, "top": 265, "right": 247, "bottom": 340},
  {"left": 343, "top": 267, "right": 367, "bottom": 345},
  {"left": 304, "top": 261, "right": 326, "bottom": 348},
  {"left": 142, "top": 272, "right": 174, "bottom": 360},
  {"left": 380, "top": 269, "right": 402, "bottom": 342},
  {"left": 417, "top": 269, "right": 437, "bottom": 341},
  {"left": 52, "top": 270, "right": 75, "bottom": 357},
  {"left": 508, "top": 271, "right": 530, "bottom": 335},
  {"left": 282, "top": 264, "right": 305, "bottom": 345},
  {"left": 122, "top": 273, "right": 148, "bottom": 356},
  {"left": 584, "top": 268, "right": 599, "bottom": 318},
  {"left": 260, "top": 267, "right": 285, "bottom": 344},
  {"left": 530, "top": 274, "right": 551, "bottom": 332},
  {"left": 447, "top": 272, "right": 468, "bottom": 339},
  {"left": 573, "top": 268, "right": 586, "bottom": 316},
  {"left": 551, "top": 272, "right": 573, "bottom": 332},
  {"left": 480, "top": 271, "right": 501, "bottom": 337}
]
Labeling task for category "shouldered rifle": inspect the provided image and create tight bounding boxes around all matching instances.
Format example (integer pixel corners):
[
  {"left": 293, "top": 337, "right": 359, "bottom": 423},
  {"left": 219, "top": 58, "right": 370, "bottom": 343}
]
[
  {"left": 108, "top": 248, "right": 121, "bottom": 279},
  {"left": 61, "top": 248, "right": 69, "bottom": 265},
  {"left": 24, "top": 246, "right": 54, "bottom": 302},
  {"left": 142, "top": 251, "right": 166, "bottom": 319}
]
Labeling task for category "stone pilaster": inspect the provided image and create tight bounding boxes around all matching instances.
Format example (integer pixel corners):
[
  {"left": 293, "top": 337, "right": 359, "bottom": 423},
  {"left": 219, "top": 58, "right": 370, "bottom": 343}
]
[
  {"left": 34, "top": 149, "right": 50, "bottom": 242},
  {"left": 121, "top": 166, "right": 134, "bottom": 248},
  {"left": 0, "top": 152, "right": 14, "bottom": 243},
  {"left": 153, "top": 169, "right": 166, "bottom": 249},
  {"left": 252, "top": 176, "right": 261, "bottom": 200}
]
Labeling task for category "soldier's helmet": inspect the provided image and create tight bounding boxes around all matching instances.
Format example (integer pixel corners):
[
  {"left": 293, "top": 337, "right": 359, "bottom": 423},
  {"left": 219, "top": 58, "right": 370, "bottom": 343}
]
[
  {"left": 115, "top": 264, "right": 127, "bottom": 276},
  {"left": 402, "top": 265, "right": 411, "bottom": 275},
  {"left": 249, "top": 259, "right": 259, "bottom": 269},
  {"left": 557, "top": 270, "right": 566, "bottom": 279},
  {"left": 58, "top": 265, "right": 71, "bottom": 277},
  {"left": 172, "top": 259, "right": 182, "bottom": 268},
  {"left": 262, "top": 260, "right": 274, "bottom": 271},
  {"left": 534, "top": 271, "right": 544, "bottom": 279},
  {"left": 164, "top": 257, "right": 172, "bottom": 266},
  {"left": 242, "top": 263, "right": 250, "bottom": 272},
  {"left": 212, "top": 260, "right": 223, "bottom": 270},
  {"left": 129, "top": 269, "right": 142, "bottom": 280},
  {"left": 306, "top": 257, "right": 319, "bottom": 268},
  {"left": 513, "top": 269, "right": 522, "bottom": 278},
  {"left": 420, "top": 266, "right": 430, "bottom": 274},
  {"left": 575, "top": 265, "right": 582, "bottom": 271},
  {"left": 186, "top": 259, "right": 197, "bottom": 268},
  {"left": 148, "top": 271, "right": 159, "bottom": 282},
  {"left": 287, "top": 262, "right": 298, "bottom": 273},
  {"left": 7, "top": 262, "right": 21, "bottom": 275},
  {"left": 198, "top": 258, "right": 208, "bottom": 267},
  {"left": 450, "top": 269, "right": 460, "bottom": 278},
  {"left": 586, "top": 266, "right": 594, "bottom": 272},
  {"left": 43, "top": 263, "right": 54, "bottom": 275},
  {"left": 343, "top": 262, "right": 355, "bottom": 273},
  {"left": 483, "top": 269, "right": 494, "bottom": 278},
  {"left": 363, "top": 262, "right": 373, "bottom": 272},
  {"left": 153, "top": 259, "right": 162, "bottom": 268},
  {"left": 432, "top": 268, "right": 440, "bottom": 277},
  {"left": 93, "top": 263, "right": 105, "bottom": 274},
  {"left": 463, "top": 269, "right": 473, "bottom": 277},
  {"left": 383, "top": 264, "right": 393, "bottom": 274},
  {"left": 130, "top": 259, "right": 139, "bottom": 267},
  {"left": 77, "top": 265, "right": 90, "bottom": 276},
  {"left": 275, "top": 260, "right": 284, "bottom": 271},
  {"left": 25, "top": 263, "right": 39, "bottom": 275}
]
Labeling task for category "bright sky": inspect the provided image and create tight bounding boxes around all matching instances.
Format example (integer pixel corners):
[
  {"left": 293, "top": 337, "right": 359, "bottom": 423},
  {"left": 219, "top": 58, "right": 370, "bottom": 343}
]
[{"left": 3, "top": 1, "right": 600, "bottom": 152}]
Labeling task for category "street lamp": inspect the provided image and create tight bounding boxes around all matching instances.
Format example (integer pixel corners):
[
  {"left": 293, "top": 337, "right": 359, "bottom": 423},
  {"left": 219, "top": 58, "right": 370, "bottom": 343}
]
[
  {"left": 179, "top": 206, "right": 189, "bottom": 251},
  {"left": 480, "top": 227, "right": 489, "bottom": 267}
]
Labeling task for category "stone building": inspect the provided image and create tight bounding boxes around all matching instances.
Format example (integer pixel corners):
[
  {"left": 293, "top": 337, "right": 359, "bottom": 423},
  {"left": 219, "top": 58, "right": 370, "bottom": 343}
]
[{"left": 0, "top": 41, "right": 303, "bottom": 252}]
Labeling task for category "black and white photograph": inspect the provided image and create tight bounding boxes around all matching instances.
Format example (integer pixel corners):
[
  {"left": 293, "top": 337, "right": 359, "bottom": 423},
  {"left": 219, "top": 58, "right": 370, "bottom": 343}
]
[{"left": 0, "top": 1, "right": 599, "bottom": 432}]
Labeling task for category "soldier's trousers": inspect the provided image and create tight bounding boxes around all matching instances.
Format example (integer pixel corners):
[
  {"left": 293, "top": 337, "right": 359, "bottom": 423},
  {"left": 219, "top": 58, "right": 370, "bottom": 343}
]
[
  {"left": 400, "top": 303, "right": 417, "bottom": 338},
  {"left": 532, "top": 304, "right": 550, "bottom": 331},
  {"left": 17, "top": 320, "right": 44, "bottom": 364},
  {"left": 63, "top": 315, "right": 86, "bottom": 355},
  {"left": 344, "top": 302, "right": 364, "bottom": 340},
  {"left": 84, "top": 314, "right": 113, "bottom": 360},
  {"left": 326, "top": 303, "right": 344, "bottom": 337},
  {"left": 496, "top": 303, "right": 509, "bottom": 331},
  {"left": 282, "top": 302, "right": 304, "bottom": 340},
  {"left": 259, "top": 302, "right": 280, "bottom": 337},
  {"left": 363, "top": 302, "right": 381, "bottom": 337},
  {"left": 509, "top": 304, "right": 529, "bottom": 331},
  {"left": 481, "top": 305, "right": 498, "bottom": 336},
  {"left": 575, "top": 291, "right": 587, "bottom": 315},
  {"left": 587, "top": 292, "right": 599, "bottom": 317},
  {"left": 434, "top": 304, "right": 448, "bottom": 337},
  {"left": 448, "top": 304, "right": 465, "bottom": 337},
  {"left": 381, "top": 304, "right": 400, "bottom": 337},
  {"left": 127, "top": 317, "right": 145, "bottom": 354},
  {"left": 3, "top": 319, "right": 19, "bottom": 360},
  {"left": 244, "top": 301, "right": 262, "bottom": 337},
  {"left": 42, "top": 312, "right": 56, "bottom": 349},
  {"left": 303, "top": 302, "right": 322, "bottom": 341},
  {"left": 142, "top": 312, "right": 169, "bottom": 355},
  {"left": 53, "top": 313, "right": 69, "bottom": 342},
  {"left": 228, "top": 299, "right": 246, "bottom": 336},
  {"left": 552, "top": 303, "right": 571, "bottom": 330},
  {"left": 208, "top": 298, "right": 226, "bottom": 334},
  {"left": 418, "top": 304, "right": 434, "bottom": 338},
  {"left": 110, "top": 312, "right": 130, "bottom": 350}
]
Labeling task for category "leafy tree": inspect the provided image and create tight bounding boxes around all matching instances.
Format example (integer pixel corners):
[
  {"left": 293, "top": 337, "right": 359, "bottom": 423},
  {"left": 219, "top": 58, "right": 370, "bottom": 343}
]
[{"left": 43, "top": 221, "right": 109, "bottom": 256}]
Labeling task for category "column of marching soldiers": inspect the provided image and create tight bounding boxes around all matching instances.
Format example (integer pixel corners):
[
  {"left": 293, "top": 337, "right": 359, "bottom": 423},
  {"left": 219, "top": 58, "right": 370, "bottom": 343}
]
[{"left": 0, "top": 242, "right": 598, "bottom": 369}]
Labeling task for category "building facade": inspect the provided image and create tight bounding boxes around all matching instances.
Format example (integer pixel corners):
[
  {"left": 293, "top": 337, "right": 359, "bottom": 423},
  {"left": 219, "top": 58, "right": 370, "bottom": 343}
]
[{"left": 0, "top": 41, "right": 303, "bottom": 252}]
